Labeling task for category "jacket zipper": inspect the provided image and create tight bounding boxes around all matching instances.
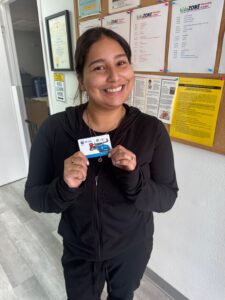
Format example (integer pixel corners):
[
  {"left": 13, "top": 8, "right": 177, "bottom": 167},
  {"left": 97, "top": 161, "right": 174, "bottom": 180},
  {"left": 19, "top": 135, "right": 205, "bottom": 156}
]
[{"left": 95, "top": 175, "right": 103, "bottom": 259}]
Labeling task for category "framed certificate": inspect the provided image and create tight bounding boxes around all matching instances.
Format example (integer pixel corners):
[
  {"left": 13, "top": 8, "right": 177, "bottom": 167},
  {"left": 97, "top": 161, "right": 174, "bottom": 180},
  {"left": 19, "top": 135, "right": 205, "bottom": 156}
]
[{"left": 45, "top": 10, "right": 73, "bottom": 71}]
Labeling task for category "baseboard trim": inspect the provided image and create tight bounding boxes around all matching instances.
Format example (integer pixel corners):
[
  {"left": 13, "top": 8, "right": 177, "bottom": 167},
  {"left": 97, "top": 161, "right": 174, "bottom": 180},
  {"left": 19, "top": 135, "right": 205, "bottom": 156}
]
[{"left": 145, "top": 268, "right": 189, "bottom": 300}]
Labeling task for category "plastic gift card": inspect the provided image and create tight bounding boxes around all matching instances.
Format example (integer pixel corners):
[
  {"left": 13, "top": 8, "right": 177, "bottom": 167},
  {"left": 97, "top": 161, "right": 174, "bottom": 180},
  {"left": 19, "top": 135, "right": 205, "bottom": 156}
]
[{"left": 78, "top": 134, "right": 112, "bottom": 158}]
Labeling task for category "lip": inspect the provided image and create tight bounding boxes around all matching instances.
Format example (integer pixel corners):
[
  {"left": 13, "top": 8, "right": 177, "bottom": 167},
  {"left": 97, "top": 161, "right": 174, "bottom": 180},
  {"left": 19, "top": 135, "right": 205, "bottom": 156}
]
[{"left": 104, "top": 85, "right": 125, "bottom": 93}]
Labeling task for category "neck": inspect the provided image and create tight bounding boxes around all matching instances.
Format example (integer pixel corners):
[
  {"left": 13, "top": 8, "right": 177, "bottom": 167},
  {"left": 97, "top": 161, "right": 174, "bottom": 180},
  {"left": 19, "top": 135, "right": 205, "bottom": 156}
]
[{"left": 84, "top": 103, "right": 125, "bottom": 133}]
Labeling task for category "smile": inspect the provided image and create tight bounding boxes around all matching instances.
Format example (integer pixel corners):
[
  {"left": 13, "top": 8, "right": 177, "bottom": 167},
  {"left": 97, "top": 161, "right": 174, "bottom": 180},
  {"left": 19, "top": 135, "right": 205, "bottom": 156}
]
[{"left": 105, "top": 86, "right": 123, "bottom": 93}]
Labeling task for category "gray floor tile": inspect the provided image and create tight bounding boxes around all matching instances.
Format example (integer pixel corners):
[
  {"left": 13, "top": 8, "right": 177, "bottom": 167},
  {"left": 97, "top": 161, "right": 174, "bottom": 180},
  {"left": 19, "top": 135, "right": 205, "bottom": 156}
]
[
  {"left": 0, "top": 180, "right": 171, "bottom": 300},
  {"left": 0, "top": 264, "right": 17, "bottom": 300},
  {"left": 0, "top": 231, "right": 33, "bottom": 287},
  {"left": 14, "top": 276, "right": 50, "bottom": 300},
  {"left": 0, "top": 211, "right": 66, "bottom": 300}
]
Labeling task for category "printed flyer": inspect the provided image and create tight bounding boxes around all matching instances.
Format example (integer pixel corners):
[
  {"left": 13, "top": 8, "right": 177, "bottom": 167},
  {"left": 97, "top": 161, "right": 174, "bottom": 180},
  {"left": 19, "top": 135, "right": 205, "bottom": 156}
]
[{"left": 170, "top": 78, "right": 224, "bottom": 146}]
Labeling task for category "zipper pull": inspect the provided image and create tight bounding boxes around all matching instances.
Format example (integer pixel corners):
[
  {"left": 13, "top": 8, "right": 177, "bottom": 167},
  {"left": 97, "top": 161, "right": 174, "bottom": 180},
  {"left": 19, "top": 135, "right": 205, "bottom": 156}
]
[{"left": 95, "top": 176, "right": 98, "bottom": 186}]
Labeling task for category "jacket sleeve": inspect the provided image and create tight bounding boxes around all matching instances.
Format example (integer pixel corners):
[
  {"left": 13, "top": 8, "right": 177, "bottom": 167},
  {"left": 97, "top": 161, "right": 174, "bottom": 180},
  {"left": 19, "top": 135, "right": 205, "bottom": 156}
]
[
  {"left": 24, "top": 120, "right": 84, "bottom": 213},
  {"left": 113, "top": 121, "right": 178, "bottom": 213}
]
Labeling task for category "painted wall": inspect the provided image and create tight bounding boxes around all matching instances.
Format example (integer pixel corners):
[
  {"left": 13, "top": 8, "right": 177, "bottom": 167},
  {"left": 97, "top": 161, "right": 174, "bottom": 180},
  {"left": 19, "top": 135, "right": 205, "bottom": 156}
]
[
  {"left": 37, "top": 0, "right": 79, "bottom": 115},
  {"left": 14, "top": 30, "right": 45, "bottom": 77},
  {"left": 37, "top": 1, "right": 225, "bottom": 299},
  {"left": 149, "top": 143, "right": 225, "bottom": 300},
  {"left": 0, "top": 2, "right": 29, "bottom": 185}
]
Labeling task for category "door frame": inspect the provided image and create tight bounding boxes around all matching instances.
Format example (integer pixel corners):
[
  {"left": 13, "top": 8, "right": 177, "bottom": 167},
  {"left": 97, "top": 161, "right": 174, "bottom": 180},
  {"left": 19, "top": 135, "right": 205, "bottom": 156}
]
[{"left": 0, "top": 0, "right": 31, "bottom": 170}]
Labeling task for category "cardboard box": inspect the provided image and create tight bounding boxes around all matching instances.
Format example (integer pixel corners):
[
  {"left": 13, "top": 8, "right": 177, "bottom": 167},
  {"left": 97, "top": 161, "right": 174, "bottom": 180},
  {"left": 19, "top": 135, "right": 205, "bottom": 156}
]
[{"left": 25, "top": 98, "right": 49, "bottom": 141}]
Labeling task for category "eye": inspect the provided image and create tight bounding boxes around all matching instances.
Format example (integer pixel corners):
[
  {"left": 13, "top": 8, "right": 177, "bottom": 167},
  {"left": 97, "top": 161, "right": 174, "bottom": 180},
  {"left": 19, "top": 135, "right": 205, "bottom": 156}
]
[
  {"left": 92, "top": 65, "right": 105, "bottom": 71},
  {"left": 117, "top": 60, "right": 128, "bottom": 67}
]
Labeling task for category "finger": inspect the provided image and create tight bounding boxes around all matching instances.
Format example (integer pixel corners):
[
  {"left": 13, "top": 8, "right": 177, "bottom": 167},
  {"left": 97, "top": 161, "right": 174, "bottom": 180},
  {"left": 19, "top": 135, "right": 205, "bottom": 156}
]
[
  {"left": 112, "top": 159, "right": 136, "bottom": 171},
  {"left": 67, "top": 152, "right": 89, "bottom": 168},
  {"left": 67, "top": 164, "right": 87, "bottom": 179},
  {"left": 65, "top": 169, "right": 86, "bottom": 181},
  {"left": 70, "top": 157, "right": 89, "bottom": 169},
  {"left": 65, "top": 161, "right": 87, "bottom": 177},
  {"left": 109, "top": 145, "right": 125, "bottom": 157},
  {"left": 112, "top": 152, "right": 135, "bottom": 163},
  {"left": 110, "top": 147, "right": 136, "bottom": 163},
  {"left": 71, "top": 151, "right": 89, "bottom": 166},
  {"left": 110, "top": 145, "right": 135, "bottom": 159},
  {"left": 111, "top": 148, "right": 136, "bottom": 170}
]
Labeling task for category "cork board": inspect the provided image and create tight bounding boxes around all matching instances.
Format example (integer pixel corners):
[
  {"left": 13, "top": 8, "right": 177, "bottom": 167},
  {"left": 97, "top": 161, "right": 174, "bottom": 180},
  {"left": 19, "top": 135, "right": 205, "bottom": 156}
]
[{"left": 73, "top": 0, "right": 225, "bottom": 155}]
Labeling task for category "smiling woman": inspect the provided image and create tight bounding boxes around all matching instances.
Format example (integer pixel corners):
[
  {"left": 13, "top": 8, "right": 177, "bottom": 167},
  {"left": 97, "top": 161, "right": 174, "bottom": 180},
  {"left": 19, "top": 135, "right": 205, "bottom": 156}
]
[
  {"left": 25, "top": 27, "right": 178, "bottom": 300},
  {"left": 82, "top": 37, "right": 134, "bottom": 112}
]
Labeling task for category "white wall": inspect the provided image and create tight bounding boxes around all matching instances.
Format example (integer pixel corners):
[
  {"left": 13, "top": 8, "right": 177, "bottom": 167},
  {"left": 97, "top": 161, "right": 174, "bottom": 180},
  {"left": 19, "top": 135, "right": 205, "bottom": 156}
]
[
  {"left": 149, "top": 142, "right": 225, "bottom": 300},
  {"left": 37, "top": 0, "right": 79, "bottom": 114},
  {"left": 37, "top": 1, "right": 225, "bottom": 299},
  {"left": 14, "top": 30, "right": 45, "bottom": 76},
  {"left": 0, "top": 1, "right": 29, "bottom": 185}
]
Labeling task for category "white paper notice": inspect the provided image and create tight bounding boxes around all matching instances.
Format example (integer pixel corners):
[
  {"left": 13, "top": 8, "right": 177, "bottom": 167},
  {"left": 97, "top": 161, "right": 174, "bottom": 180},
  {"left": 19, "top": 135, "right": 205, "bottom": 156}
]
[
  {"left": 130, "top": 3, "right": 168, "bottom": 72},
  {"left": 133, "top": 75, "right": 178, "bottom": 124},
  {"left": 168, "top": 0, "right": 224, "bottom": 73},
  {"left": 219, "top": 33, "right": 225, "bottom": 74},
  {"left": 108, "top": 0, "right": 140, "bottom": 14},
  {"left": 146, "top": 78, "right": 161, "bottom": 117},
  {"left": 158, "top": 79, "right": 178, "bottom": 123},
  {"left": 102, "top": 12, "right": 130, "bottom": 44},
  {"left": 133, "top": 77, "right": 146, "bottom": 112},
  {"left": 79, "top": 18, "right": 102, "bottom": 36}
]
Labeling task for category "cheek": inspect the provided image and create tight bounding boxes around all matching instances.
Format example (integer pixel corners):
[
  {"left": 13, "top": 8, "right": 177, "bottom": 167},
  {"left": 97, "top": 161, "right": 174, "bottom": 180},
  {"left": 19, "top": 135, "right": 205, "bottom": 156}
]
[
  {"left": 130, "top": 73, "right": 135, "bottom": 83},
  {"left": 83, "top": 72, "right": 106, "bottom": 89},
  {"left": 83, "top": 77, "right": 100, "bottom": 91},
  {"left": 126, "top": 71, "right": 135, "bottom": 87},
  {"left": 124, "top": 68, "right": 134, "bottom": 81}
]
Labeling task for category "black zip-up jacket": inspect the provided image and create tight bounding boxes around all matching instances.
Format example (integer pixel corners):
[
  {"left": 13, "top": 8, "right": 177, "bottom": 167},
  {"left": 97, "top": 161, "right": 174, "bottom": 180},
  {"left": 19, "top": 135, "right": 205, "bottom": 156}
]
[{"left": 25, "top": 104, "right": 178, "bottom": 261}]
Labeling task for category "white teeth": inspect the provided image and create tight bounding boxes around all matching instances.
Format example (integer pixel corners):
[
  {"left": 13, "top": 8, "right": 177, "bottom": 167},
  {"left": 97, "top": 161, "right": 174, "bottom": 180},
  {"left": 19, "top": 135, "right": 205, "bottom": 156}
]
[{"left": 106, "top": 86, "right": 122, "bottom": 93}]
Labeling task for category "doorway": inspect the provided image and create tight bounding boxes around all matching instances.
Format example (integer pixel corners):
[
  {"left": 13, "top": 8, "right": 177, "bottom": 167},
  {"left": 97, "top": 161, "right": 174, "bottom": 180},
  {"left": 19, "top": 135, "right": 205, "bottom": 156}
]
[
  {"left": 10, "top": 0, "right": 49, "bottom": 142},
  {"left": 0, "top": 1, "right": 28, "bottom": 186}
]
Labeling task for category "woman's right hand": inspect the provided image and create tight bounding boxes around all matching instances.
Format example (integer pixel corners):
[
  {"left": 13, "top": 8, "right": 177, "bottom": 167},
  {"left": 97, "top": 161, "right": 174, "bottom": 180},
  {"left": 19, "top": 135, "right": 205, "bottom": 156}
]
[{"left": 63, "top": 151, "right": 89, "bottom": 188}]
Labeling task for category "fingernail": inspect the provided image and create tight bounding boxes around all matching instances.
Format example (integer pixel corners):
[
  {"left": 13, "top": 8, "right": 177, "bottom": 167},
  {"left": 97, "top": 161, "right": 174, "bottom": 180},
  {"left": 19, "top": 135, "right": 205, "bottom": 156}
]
[{"left": 87, "top": 160, "right": 89, "bottom": 166}]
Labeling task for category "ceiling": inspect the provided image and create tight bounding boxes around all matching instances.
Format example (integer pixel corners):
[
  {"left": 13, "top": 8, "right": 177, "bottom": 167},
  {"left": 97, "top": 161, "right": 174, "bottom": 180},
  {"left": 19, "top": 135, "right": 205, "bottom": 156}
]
[{"left": 10, "top": 0, "right": 39, "bottom": 32}]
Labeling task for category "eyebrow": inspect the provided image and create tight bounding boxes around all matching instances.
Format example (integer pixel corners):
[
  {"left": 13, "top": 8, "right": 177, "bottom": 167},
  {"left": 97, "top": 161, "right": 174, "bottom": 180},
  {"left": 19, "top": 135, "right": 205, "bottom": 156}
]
[{"left": 87, "top": 54, "right": 127, "bottom": 68}]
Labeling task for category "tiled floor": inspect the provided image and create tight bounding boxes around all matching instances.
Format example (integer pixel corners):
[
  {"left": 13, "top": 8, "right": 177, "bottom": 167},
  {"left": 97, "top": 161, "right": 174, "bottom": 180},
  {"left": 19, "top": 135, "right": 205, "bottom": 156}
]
[{"left": 0, "top": 179, "right": 172, "bottom": 300}]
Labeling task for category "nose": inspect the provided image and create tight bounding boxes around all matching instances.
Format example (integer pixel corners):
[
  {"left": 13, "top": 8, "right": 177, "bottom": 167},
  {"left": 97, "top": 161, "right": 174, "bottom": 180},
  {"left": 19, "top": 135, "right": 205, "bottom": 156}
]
[{"left": 107, "top": 66, "right": 119, "bottom": 82}]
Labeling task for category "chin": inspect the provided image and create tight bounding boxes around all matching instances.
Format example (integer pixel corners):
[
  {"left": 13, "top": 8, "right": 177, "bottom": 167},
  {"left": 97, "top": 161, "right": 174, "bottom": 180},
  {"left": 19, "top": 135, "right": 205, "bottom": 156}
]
[
  {"left": 104, "top": 98, "right": 126, "bottom": 108},
  {"left": 104, "top": 92, "right": 129, "bottom": 105}
]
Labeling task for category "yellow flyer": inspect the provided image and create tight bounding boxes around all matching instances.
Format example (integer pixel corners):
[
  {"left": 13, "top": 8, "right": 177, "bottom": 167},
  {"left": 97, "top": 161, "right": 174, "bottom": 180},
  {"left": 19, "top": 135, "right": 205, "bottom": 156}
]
[{"left": 170, "top": 78, "right": 224, "bottom": 146}]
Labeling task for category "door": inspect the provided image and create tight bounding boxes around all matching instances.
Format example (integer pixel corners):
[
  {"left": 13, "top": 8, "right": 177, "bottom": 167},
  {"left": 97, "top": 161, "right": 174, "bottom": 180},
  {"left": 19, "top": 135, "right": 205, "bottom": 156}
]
[{"left": 0, "top": 1, "right": 29, "bottom": 186}]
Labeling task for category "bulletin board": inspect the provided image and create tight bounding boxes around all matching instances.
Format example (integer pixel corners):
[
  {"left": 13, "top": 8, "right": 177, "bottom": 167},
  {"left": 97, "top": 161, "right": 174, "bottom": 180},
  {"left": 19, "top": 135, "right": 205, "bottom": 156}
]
[{"left": 73, "top": 0, "right": 225, "bottom": 156}]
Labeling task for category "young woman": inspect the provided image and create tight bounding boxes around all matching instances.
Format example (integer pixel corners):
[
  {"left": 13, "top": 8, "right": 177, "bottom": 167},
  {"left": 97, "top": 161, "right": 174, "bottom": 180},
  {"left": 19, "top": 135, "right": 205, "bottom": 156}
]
[{"left": 25, "top": 27, "right": 178, "bottom": 300}]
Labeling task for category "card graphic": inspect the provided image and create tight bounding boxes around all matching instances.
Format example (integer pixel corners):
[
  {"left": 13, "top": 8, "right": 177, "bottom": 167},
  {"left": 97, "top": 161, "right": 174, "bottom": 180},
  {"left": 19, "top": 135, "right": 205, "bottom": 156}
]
[{"left": 78, "top": 134, "right": 112, "bottom": 158}]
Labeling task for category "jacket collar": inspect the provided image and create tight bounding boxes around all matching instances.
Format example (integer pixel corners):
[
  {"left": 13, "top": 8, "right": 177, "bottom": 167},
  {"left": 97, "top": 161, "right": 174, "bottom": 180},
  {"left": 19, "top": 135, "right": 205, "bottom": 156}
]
[{"left": 61, "top": 103, "right": 141, "bottom": 141}]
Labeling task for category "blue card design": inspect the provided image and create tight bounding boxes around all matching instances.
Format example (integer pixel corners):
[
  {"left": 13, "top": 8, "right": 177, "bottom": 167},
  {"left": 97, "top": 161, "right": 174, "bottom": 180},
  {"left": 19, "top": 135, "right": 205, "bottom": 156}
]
[{"left": 78, "top": 134, "right": 112, "bottom": 158}]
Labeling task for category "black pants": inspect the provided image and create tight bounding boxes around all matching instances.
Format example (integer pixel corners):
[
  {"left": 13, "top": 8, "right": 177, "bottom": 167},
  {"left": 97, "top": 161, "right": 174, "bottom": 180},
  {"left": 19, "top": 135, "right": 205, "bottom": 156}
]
[{"left": 62, "top": 240, "right": 152, "bottom": 300}]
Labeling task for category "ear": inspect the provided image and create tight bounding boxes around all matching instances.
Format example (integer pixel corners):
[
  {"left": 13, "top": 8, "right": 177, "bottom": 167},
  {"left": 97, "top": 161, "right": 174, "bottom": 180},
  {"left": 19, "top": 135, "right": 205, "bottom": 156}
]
[
  {"left": 78, "top": 76, "right": 86, "bottom": 91},
  {"left": 80, "top": 84, "right": 86, "bottom": 92}
]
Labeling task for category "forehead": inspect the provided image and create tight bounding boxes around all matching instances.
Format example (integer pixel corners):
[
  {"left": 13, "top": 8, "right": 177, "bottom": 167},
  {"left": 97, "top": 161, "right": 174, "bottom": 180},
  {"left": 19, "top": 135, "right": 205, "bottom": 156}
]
[{"left": 85, "top": 37, "right": 126, "bottom": 63}]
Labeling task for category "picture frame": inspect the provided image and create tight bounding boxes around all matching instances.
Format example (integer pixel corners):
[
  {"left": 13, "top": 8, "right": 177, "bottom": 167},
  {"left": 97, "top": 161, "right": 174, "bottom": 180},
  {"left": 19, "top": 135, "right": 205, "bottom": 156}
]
[{"left": 45, "top": 10, "right": 73, "bottom": 71}]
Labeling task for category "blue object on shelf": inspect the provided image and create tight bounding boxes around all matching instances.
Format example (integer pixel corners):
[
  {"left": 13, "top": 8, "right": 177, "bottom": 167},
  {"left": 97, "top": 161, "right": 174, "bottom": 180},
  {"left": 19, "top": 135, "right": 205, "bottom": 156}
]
[{"left": 33, "top": 77, "right": 47, "bottom": 97}]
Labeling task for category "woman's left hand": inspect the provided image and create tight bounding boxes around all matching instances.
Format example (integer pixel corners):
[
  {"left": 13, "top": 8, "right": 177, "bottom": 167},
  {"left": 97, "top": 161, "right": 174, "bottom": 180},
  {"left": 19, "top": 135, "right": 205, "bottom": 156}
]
[{"left": 109, "top": 145, "right": 136, "bottom": 171}]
